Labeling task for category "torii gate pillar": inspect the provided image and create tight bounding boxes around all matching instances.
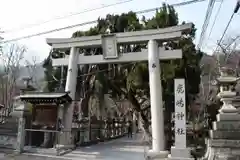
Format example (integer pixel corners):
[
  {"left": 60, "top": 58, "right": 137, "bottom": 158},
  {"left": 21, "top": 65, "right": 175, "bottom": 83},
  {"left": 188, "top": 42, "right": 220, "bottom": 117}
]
[
  {"left": 148, "top": 40, "right": 167, "bottom": 157},
  {"left": 62, "top": 47, "right": 79, "bottom": 146}
]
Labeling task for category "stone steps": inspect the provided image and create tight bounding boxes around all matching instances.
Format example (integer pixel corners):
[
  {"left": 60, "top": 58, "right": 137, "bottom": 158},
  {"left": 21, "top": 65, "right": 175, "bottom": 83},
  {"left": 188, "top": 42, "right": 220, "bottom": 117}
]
[
  {"left": 0, "top": 122, "right": 18, "bottom": 130},
  {"left": 0, "top": 124, "right": 18, "bottom": 135},
  {"left": 0, "top": 146, "right": 15, "bottom": 155},
  {"left": 0, "top": 131, "right": 17, "bottom": 136},
  {"left": 0, "top": 144, "right": 15, "bottom": 149}
]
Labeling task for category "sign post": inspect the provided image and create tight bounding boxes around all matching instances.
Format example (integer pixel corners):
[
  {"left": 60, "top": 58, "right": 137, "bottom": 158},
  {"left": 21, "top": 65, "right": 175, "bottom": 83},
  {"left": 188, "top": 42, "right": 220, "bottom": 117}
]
[
  {"left": 174, "top": 79, "right": 187, "bottom": 148},
  {"left": 170, "top": 79, "right": 193, "bottom": 160}
]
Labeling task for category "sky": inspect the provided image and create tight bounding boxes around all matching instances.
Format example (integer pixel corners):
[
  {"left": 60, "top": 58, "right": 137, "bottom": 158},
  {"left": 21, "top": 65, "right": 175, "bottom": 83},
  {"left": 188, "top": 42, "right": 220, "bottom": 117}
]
[{"left": 0, "top": 0, "right": 240, "bottom": 64}]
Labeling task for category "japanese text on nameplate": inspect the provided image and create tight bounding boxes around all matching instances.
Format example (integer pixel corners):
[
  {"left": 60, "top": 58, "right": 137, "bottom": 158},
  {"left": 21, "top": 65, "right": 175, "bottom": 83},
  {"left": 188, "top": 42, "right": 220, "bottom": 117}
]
[
  {"left": 176, "top": 112, "right": 185, "bottom": 120},
  {"left": 176, "top": 128, "right": 185, "bottom": 135},
  {"left": 176, "top": 84, "right": 184, "bottom": 94},
  {"left": 176, "top": 98, "right": 184, "bottom": 108}
]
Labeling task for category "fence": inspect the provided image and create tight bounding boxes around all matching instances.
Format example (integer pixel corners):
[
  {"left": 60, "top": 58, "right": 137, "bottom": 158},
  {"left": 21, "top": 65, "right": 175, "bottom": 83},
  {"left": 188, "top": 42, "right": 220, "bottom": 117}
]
[{"left": 23, "top": 119, "right": 128, "bottom": 150}]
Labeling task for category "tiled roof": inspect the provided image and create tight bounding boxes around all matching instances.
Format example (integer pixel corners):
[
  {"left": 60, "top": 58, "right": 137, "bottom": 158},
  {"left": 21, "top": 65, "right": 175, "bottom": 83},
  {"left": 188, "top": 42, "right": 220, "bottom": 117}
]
[
  {"left": 19, "top": 92, "right": 68, "bottom": 98},
  {"left": 19, "top": 92, "right": 72, "bottom": 104}
]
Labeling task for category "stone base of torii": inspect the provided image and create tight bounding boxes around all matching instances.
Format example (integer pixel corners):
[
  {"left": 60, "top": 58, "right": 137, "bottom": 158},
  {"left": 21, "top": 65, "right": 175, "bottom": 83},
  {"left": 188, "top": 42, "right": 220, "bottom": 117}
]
[{"left": 169, "top": 147, "right": 193, "bottom": 160}]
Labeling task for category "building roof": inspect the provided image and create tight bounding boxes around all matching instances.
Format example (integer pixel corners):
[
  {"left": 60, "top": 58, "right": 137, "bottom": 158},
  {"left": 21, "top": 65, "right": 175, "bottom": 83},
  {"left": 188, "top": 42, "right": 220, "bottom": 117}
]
[{"left": 19, "top": 92, "right": 72, "bottom": 104}]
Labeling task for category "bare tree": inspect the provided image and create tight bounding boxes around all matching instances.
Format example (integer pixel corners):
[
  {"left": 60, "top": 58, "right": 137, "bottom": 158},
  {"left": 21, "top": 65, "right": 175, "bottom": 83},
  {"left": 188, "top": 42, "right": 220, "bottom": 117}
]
[
  {"left": 0, "top": 43, "right": 26, "bottom": 121},
  {"left": 196, "top": 36, "right": 238, "bottom": 123},
  {"left": 216, "top": 35, "right": 240, "bottom": 74},
  {"left": 196, "top": 35, "right": 240, "bottom": 128},
  {"left": 25, "top": 55, "right": 40, "bottom": 90},
  {"left": 201, "top": 34, "right": 240, "bottom": 100}
]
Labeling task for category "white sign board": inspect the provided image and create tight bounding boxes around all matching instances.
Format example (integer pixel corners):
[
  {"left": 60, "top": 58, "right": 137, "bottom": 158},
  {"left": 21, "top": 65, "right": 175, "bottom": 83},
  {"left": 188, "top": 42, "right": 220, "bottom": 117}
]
[{"left": 174, "top": 78, "right": 186, "bottom": 148}]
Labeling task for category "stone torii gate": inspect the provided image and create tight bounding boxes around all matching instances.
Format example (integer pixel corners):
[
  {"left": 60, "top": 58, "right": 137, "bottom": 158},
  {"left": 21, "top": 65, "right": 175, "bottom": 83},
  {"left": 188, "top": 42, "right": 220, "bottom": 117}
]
[{"left": 46, "top": 23, "right": 192, "bottom": 159}]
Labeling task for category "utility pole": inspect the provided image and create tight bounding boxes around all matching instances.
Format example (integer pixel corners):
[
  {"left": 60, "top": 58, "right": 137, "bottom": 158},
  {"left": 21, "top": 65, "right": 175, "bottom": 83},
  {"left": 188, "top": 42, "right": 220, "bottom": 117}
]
[{"left": 234, "top": 0, "right": 240, "bottom": 13}]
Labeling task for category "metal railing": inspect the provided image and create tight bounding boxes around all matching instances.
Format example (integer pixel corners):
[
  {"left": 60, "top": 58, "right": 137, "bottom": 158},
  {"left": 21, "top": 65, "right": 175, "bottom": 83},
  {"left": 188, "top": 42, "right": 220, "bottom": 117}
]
[{"left": 23, "top": 123, "right": 128, "bottom": 148}]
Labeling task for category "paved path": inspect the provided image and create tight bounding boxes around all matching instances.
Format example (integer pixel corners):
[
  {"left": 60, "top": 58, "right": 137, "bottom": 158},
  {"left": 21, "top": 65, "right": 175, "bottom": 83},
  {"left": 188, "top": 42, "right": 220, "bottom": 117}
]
[
  {"left": 2, "top": 134, "right": 148, "bottom": 160},
  {"left": 1, "top": 154, "right": 60, "bottom": 160}
]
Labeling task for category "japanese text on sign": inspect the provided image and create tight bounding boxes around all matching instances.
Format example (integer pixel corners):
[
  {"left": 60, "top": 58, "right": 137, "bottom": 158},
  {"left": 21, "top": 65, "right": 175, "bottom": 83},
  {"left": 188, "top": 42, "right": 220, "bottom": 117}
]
[
  {"left": 174, "top": 79, "right": 186, "bottom": 148},
  {"left": 176, "top": 98, "right": 184, "bottom": 108},
  {"left": 176, "top": 128, "right": 185, "bottom": 135},
  {"left": 176, "top": 84, "right": 184, "bottom": 94},
  {"left": 175, "top": 112, "right": 185, "bottom": 120}
]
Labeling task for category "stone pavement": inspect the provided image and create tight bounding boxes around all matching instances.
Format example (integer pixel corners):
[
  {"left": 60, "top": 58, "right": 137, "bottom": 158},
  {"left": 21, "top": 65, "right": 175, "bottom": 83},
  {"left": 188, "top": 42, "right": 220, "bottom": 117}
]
[{"left": 2, "top": 133, "right": 148, "bottom": 160}]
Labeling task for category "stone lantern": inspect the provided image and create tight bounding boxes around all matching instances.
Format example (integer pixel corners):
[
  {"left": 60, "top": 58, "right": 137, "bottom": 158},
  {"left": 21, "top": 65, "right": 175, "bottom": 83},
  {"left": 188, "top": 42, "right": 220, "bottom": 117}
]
[
  {"left": 12, "top": 100, "right": 32, "bottom": 153},
  {"left": 204, "top": 67, "right": 240, "bottom": 160},
  {"left": 216, "top": 67, "right": 239, "bottom": 114},
  {"left": 232, "top": 96, "right": 240, "bottom": 113}
]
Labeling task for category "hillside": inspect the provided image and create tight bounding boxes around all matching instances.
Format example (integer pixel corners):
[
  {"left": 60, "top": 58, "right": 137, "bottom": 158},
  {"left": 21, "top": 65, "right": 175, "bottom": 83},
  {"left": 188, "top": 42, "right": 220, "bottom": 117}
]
[
  {"left": 0, "top": 63, "right": 45, "bottom": 90},
  {"left": 199, "top": 51, "right": 240, "bottom": 102},
  {"left": 17, "top": 63, "right": 45, "bottom": 83},
  {"left": 16, "top": 63, "right": 45, "bottom": 90}
]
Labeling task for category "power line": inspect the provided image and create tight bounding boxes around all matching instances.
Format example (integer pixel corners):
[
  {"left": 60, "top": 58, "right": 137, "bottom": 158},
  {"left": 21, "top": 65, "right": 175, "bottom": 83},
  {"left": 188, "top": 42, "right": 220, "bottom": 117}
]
[
  {"left": 207, "top": 0, "right": 223, "bottom": 40},
  {"left": 1, "top": 20, "right": 98, "bottom": 43},
  {"left": 225, "top": 35, "right": 240, "bottom": 49},
  {"left": 1, "top": 0, "right": 207, "bottom": 44},
  {"left": 171, "top": 0, "right": 206, "bottom": 7},
  {"left": 136, "top": 0, "right": 206, "bottom": 14},
  {"left": 213, "top": 0, "right": 240, "bottom": 59},
  {"left": 213, "top": 13, "right": 237, "bottom": 53},
  {"left": 3, "top": 0, "right": 134, "bottom": 34},
  {"left": 3, "top": 0, "right": 206, "bottom": 34},
  {"left": 199, "top": 0, "right": 217, "bottom": 48},
  {"left": 198, "top": 0, "right": 214, "bottom": 48},
  {"left": 224, "top": 35, "right": 240, "bottom": 63},
  {"left": 197, "top": 0, "right": 216, "bottom": 49}
]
